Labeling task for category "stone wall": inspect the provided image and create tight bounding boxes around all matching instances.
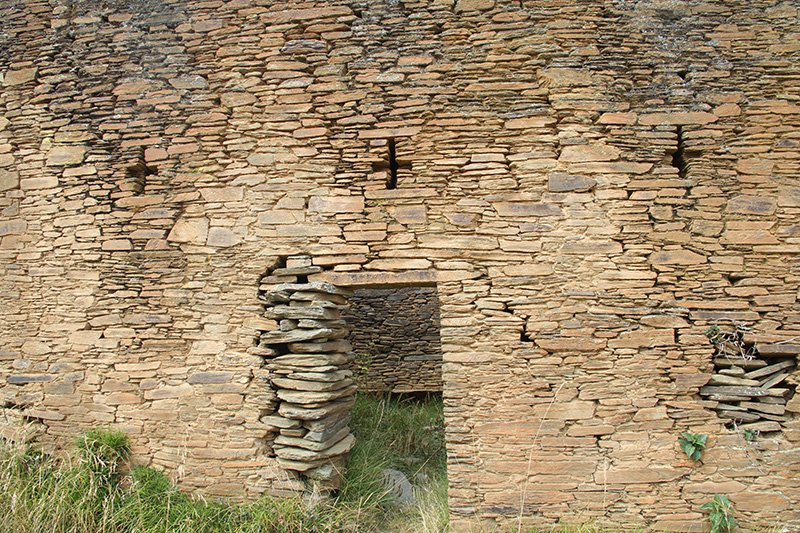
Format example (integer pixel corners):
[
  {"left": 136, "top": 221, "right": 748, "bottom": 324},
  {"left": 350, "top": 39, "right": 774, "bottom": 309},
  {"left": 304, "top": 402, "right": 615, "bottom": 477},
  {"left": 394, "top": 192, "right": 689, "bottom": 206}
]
[
  {"left": 1, "top": 0, "right": 800, "bottom": 530},
  {"left": 343, "top": 286, "right": 442, "bottom": 393}
]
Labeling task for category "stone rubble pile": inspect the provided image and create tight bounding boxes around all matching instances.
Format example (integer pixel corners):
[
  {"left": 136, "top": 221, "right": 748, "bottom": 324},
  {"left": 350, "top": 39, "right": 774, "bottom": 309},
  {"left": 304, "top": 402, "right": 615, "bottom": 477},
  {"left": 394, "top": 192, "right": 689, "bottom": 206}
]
[
  {"left": 257, "top": 259, "right": 356, "bottom": 491},
  {"left": 701, "top": 343, "right": 798, "bottom": 432}
]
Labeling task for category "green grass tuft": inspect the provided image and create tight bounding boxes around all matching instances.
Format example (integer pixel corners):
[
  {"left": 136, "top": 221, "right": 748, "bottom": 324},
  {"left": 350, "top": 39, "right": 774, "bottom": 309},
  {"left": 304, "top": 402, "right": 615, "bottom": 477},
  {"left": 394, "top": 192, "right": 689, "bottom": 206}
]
[{"left": 0, "top": 394, "right": 449, "bottom": 532}]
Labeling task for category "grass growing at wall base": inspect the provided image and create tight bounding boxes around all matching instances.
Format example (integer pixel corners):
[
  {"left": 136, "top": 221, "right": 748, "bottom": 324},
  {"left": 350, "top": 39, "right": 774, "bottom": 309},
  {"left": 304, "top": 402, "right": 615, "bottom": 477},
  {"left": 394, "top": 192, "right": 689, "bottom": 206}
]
[{"left": 0, "top": 393, "right": 448, "bottom": 533}]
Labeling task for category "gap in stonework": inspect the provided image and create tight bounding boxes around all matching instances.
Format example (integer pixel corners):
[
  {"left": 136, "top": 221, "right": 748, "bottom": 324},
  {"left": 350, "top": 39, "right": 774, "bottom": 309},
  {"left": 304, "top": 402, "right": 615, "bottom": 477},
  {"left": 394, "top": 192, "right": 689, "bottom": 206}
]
[{"left": 343, "top": 284, "right": 447, "bottom": 510}]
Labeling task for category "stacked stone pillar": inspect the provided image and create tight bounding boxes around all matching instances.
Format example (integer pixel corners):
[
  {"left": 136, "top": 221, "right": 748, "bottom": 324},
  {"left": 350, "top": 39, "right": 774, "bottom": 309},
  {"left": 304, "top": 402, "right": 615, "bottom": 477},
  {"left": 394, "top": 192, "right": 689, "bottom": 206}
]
[{"left": 257, "top": 258, "right": 356, "bottom": 492}]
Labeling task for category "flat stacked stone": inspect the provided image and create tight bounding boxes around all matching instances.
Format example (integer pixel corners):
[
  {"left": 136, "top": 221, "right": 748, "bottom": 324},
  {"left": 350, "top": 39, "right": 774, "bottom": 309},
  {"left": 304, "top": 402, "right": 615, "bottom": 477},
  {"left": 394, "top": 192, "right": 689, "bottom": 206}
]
[{"left": 257, "top": 259, "right": 355, "bottom": 491}]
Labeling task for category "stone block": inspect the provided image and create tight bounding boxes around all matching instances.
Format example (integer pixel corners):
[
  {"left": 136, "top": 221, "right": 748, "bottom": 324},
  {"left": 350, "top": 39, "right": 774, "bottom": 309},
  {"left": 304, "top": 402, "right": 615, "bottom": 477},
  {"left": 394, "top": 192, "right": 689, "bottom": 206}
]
[
  {"left": 639, "top": 112, "right": 718, "bottom": 125},
  {"left": 599, "top": 467, "right": 685, "bottom": 484},
  {"left": 493, "top": 202, "right": 563, "bottom": 218},
  {"left": 0, "top": 169, "right": 18, "bottom": 190},
  {"left": 101, "top": 239, "right": 132, "bottom": 251},
  {"left": 454, "top": 0, "right": 494, "bottom": 12},
  {"left": 21, "top": 177, "right": 59, "bottom": 190},
  {"left": 3, "top": 68, "right": 37, "bottom": 85},
  {"left": 726, "top": 195, "right": 777, "bottom": 215},
  {"left": 560, "top": 241, "right": 622, "bottom": 255},
  {"left": 505, "top": 117, "right": 557, "bottom": 129},
  {"left": 537, "top": 68, "right": 594, "bottom": 87},
  {"left": 167, "top": 218, "right": 209, "bottom": 244},
  {"left": 649, "top": 249, "right": 707, "bottom": 265},
  {"left": 0, "top": 220, "right": 26, "bottom": 236},
  {"left": 548, "top": 174, "right": 597, "bottom": 192},
  {"left": 559, "top": 145, "right": 620, "bottom": 163},
  {"left": 46, "top": 146, "right": 86, "bottom": 166},
  {"left": 536, "top": 338, "right": 607, "bottom": 352},
  {"left": 200, "top": 187, "right": 244, "bottom": 202},
  {"left": 608, "top": 329, "right": 674, "bottom": 349},
  {"left": 221, "top": 92, "right": 257, "bottom": 107},
  {"left": 168, "top": 75, "right": 208, "bottom": 89},
  {"left": 207, "top": 227, "right": 241, "bottom": 247},
  {"left": 308, "top": 196, "right": 364, "bottom": 213}
]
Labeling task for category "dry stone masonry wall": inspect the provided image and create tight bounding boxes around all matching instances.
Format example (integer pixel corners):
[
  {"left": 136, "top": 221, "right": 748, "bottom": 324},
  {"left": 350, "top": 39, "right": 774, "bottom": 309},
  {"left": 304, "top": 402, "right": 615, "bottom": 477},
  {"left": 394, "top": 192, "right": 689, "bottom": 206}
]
[
  {"left": 343, "top": 286, "right": 443, "bottom": 392},
  {"left": 256, "top": 255, "right": 356, "bottom": 492},
  {"left": 2, "top": 0, "right": 800, "bottom": 530}
]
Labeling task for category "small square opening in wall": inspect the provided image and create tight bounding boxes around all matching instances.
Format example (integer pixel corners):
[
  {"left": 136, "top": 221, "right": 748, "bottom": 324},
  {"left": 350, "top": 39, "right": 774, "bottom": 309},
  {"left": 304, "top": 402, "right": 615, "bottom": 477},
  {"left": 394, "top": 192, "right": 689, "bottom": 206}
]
[{"left": 124, "top": 155, "right": 158, "bottom": 195}]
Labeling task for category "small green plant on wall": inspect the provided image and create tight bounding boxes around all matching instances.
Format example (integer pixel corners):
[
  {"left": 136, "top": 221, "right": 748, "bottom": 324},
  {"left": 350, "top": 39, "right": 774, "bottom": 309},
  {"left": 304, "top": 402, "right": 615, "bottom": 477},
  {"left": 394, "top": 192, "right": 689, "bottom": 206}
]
[
  {"left": 743, "top": 428, "right": 758, "bottom": 442},
  {"left": 679, "top": 432, "right": 707, "bottom": 462},
  {"left": 702, "top": 494, "right": 735, "bottom": 533}
]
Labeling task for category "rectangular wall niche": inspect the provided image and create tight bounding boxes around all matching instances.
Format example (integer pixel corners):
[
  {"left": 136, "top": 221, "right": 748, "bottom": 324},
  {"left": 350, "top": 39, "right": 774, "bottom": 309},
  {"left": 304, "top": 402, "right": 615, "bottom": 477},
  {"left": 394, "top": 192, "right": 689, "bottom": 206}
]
[{"left": 342, "top": 286, "right": 442, "bottom": 393}]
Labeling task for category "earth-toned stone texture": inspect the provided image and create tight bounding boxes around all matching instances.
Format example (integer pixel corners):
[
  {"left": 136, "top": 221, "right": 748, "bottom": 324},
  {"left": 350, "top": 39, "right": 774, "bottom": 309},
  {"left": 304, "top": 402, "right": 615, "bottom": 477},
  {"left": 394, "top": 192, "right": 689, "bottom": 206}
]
[{"left": 1, "top": 0, "right": 800, "bottom": 530}]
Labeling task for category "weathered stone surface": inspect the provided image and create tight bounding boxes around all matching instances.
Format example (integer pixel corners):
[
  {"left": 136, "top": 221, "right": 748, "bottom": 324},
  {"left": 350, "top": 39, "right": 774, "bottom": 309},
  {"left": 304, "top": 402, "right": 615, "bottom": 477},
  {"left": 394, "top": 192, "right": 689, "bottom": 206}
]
[
  {"left": 3, "top": 68, "right": 37, "bottom": 85},
  {"left": 537, "top": 68, "right": 594, "bottom": 87},
  {"left": 168, "top": 75, "right": 208, "bottom": 89},
  {"left": 493, "top": 202, "right": 563, "bottom": 218},
  {"left": 261, "top": 328, "right": 340, "bottom": 344},
  {"left": 726, "top": 195, "right": 777, "bottom": 215},
  {"left": 46, "top": 146, "right": 86, "bottom": 166},
  {"left": 206, "top": 227, "right": 241, "bottom": 247},
  {"left": 167, "top": 218, "right": 209, "bottom": 244},
  {"left": 276, "top": 384, "right": 356, "bottom": 404},
  {"left": 638, "top": 112, "right": 718, "bottom": 125},
  {"left": 536, "top": 338, "right": 607, "bottom": 352},
  {"left": 272, "top": 377, "right": 354, "bottom": 392},
  {"left": 278, "top": 398, "right": 354, "bottom": 421},
  {"left": 608, "top": 329, "right": 674, "bottom": 349},
  {"left": 308, "top": 196, "right": 364, "bottom": 213},
  {"left": 548, "top": 174, "right": 597, "bottom": 192},
  {"left": 0, "top": 220, "right": 26, "bottom": 236},
  {"left": 3, "top": 1, "right": 800, "bottom": 527},
  {"left": 273, "top": 433, "right": 355, "bottom": 461},
  {"left": 0, "top": 169, "right": 18, "bottom": 191},
  {"left": 649, "top": 250, "right": 707, "bottom": 265},
  {"left": 559, "top": 144, "right": 620, "bottom": 162}
]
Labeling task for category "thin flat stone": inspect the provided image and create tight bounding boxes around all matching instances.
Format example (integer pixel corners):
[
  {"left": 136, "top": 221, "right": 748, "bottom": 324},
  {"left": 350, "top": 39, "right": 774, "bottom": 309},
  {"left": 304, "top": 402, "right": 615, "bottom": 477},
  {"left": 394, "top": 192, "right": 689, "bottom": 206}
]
[
  {"left": 270, "top": 353, "right": 351, "bottom": 367},
  {"left": 744, "top": 360, "right": 795, "bottom": 379},
  {"left": 278, "top": 397, "right": 354, "bottom": 420},
  {"left": 305, "top": 415, "right": 350, "bottom": 442},
  {"left": 271, "top": 281, "right": 352, "bottom": 296},
  {"left": 304, "top": 413, "right": 351, "bottom": 433},
  {"left": 272, "top": 377, "right": 354, "bottom": 392},
  {"left": 273, "top": 433, "right": 355, "bottom": 461},
  {"left": 260, "top": 328, "right": 335, "bottom": 344},
  {"left": 276, "top": 384, "right": 357, "bottom": 404},
  {"left": 288, "top": 340, "right": 352, "bottom": 353},
  {"left": 700, "top": 386, "right": 769, "bottom": 397},
  {"left": 271, "top": 266, "right": 323, "bottom": 276},
  {"left": 267, "top": 364, "right": 341, "bottom": 373},
  {"left": 757, "top": 344, "right": 800, "bottom": 356},
  {"left": 709, "top": 375, "right": 760, "bottom": 387},
  {"left": 260, "top": 415, "right": 302, "bottom": 430},
  {"left": 274, "top": 425, "right": 350, "bottom": 451},
  {"left": 291, "top": 370, "right": 353, "bottom": 382},
  {"left": 266, "top": 305, "right": 341, "bottom": 320}
]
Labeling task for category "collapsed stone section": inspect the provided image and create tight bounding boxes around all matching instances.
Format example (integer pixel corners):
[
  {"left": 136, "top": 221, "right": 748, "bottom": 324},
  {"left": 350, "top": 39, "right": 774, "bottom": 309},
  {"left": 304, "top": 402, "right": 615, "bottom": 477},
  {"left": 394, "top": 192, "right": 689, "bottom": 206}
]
[
  {"left": 701, "top": 327, "right": 798, "bottom": 433},
  {"left": 257, "top": 257, "right": 355, "bottom": 492}
]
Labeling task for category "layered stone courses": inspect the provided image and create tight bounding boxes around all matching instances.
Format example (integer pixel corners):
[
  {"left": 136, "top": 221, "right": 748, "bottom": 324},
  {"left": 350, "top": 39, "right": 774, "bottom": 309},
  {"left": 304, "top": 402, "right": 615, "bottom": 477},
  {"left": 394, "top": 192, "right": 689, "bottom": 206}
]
[
  {"left": 257, "top": 268, "right": 355, "bottom": 490},
  {"left": 343, "top": 286, "right": 443, "bottom": 393},
  {"left": 1, "top": 0, "right": 800, "bottom": 530}
]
